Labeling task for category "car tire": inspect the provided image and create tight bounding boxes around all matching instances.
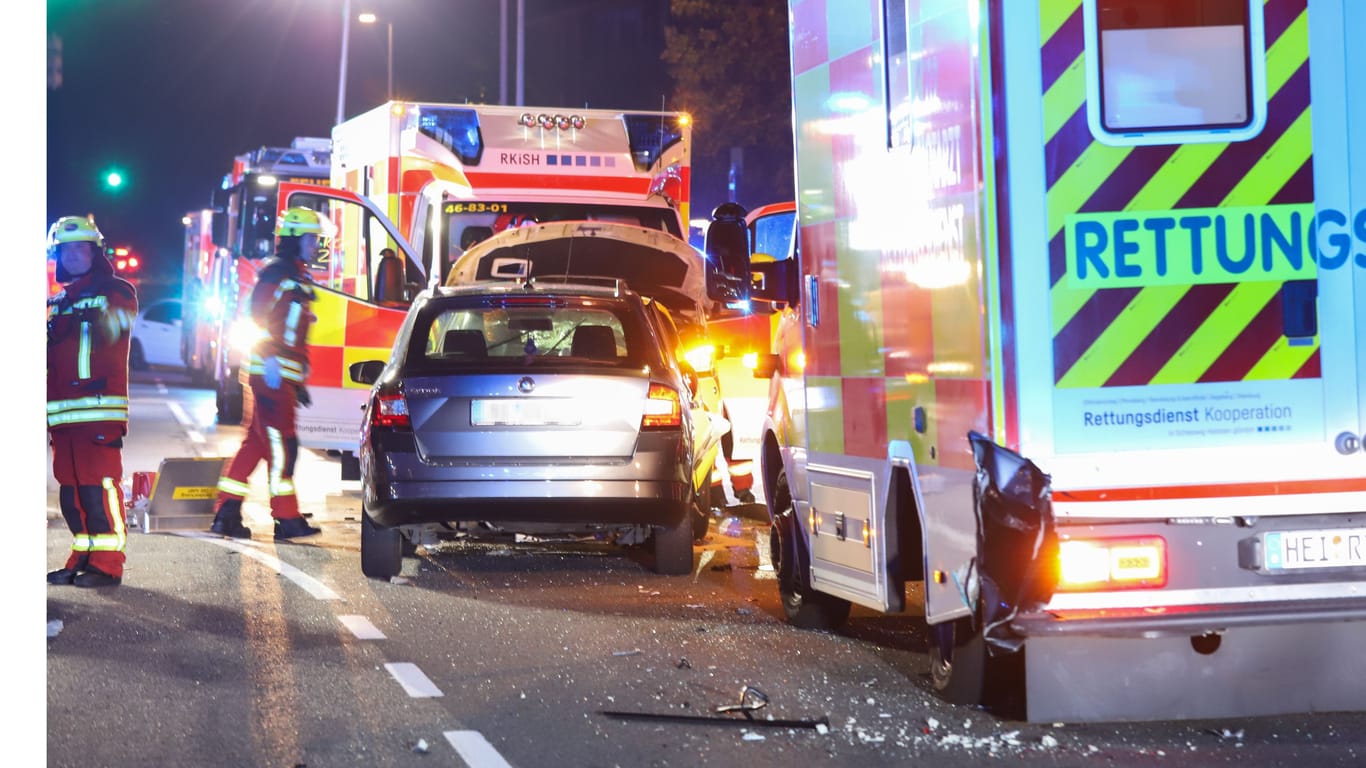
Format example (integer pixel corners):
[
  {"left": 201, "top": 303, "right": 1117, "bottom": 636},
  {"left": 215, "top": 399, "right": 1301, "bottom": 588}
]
[
  {"left": 771, "top": 468, "right": 852, "bottom": 630},
  {"left": 690, "top": 496, "right": 711, "bottom": 542},
  {"left": 361, "top": 511, "right": 402, "bottom": 579},
  {"left": 929, "top": 616, "right": 987, "bottom": 706},
  {"left": 653, "top": 514, "right": 694, "bottom": 575},
  {"left": 129, "top": 340, "right": 148, "bottom": 371}
]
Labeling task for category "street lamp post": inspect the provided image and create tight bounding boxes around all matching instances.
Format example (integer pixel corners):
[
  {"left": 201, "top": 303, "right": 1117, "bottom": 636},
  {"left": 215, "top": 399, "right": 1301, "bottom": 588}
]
[
  {"left": 336, "top": 0, "right": 351, "bottom": 125},
  {"left": 358, "top": 12, "right": 393, "bottom": 101}
]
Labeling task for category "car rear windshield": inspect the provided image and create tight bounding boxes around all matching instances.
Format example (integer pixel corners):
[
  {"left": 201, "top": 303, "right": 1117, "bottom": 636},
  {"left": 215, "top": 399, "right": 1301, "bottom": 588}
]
[{"left": 404, "top": 295, "right": 661, "bottom": 372}]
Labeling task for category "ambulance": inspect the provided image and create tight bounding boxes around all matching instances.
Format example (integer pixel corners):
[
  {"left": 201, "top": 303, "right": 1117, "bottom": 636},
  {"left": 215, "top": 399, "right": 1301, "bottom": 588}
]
[
  {"left": 712, "top": 0, "right": 1366, "bottom": 722},
  {"left": 277, "top": 102, "right": 695, "bottom": 476}
]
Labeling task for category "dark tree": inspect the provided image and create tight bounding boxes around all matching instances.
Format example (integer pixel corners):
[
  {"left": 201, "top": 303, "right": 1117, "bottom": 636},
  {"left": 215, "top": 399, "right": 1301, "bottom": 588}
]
[{"left": 663, "top": 0, "right": 794, "bottom": 217}]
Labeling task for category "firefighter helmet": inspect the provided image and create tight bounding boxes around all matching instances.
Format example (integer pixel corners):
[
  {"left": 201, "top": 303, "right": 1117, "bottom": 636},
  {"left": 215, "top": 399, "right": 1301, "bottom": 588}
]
[
  {"left": 275, "top": 207, "right": 336, "bottom": 239},
  {"left": 47, "top": 216, "right": 106, "bottom": 257}
]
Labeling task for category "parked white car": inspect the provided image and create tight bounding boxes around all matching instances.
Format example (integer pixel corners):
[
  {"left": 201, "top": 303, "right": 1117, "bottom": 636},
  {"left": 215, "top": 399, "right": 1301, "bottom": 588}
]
[{"left": 130, "top": 298, "right": 183, "bottom": 370}]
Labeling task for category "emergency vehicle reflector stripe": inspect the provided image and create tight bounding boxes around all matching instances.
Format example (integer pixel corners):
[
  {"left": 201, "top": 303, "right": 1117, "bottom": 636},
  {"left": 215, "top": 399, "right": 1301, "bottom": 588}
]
[{"left": 1041, "top": 0, "right": 1316, "bottom": 389}]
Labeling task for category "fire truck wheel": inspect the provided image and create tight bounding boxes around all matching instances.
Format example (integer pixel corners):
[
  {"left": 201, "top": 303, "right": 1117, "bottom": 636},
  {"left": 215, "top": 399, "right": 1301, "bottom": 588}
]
[
  {"left": 129, "top": 340, "right": 148, "bottom": 371},
  {"left": 361, "top": 511, "right": 402, "bottom": 578},
  {"left": 929, "top": 616, "right": 986, "bottom": 706},
  {"left": 771, "top": 468, "right": 852, "bottom": 630},
  {"left": 216, "top": 391, "right": 242, "bottom": 425}
]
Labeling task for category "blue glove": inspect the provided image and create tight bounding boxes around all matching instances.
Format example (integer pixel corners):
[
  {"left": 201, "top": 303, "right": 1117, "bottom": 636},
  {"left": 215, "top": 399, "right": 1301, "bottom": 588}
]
[{"left": 263, "top": 356, "right": 283, "bottom": 389}]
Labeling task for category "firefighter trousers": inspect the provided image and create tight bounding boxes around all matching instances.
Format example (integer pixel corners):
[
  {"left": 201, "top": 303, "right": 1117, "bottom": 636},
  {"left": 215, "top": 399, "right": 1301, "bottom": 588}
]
[
  {"left": 49, "top": 424, "right": 127, "bottom": 578},
  {"left": 215, "top": 377, "right": 303, "bottom": 520}
]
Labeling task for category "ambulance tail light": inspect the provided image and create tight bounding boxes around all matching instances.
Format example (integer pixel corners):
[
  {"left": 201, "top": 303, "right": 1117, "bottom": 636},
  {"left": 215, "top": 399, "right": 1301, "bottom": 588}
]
[
  {"left": 1056, "top": 536, "right": 1167, "bottom": 591},
  {"left": 371, "top": 389, "right": 410, "bottom": 429},
  {"left": 641, "top": 384, "right": 682, "bottom": 429}
]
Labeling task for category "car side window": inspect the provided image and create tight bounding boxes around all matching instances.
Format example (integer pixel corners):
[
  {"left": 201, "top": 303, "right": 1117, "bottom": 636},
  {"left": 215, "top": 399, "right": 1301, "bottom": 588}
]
[{"left": 145, "top": 301, "right": 179, "bottom": 324}]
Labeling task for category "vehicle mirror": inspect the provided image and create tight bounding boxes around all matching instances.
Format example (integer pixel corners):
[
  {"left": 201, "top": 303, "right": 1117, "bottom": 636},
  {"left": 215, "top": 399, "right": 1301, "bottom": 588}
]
[
  {"left": 704, "top": 203, "right": 750, "bottom": 304},
  {"left": 751, "top": 257, "right": 799, "bottom": 308},
  {"left": 349, "top": 360, "right": 386, "bottom": 385}
]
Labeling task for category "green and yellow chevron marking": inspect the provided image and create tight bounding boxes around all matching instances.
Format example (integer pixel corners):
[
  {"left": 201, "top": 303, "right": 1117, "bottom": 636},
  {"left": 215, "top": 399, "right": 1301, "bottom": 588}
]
[
  {"left": 1046, "top": 5, "right": 1311, "bottom": 365},
  {"left": 1055, "top": 285, "right": 1187, "bottom": 388},
  {"left": 1148, "top": 280, "right": 1281, "bottom": 385},
  {"left": 1246, "top": 335, "right": 1318, "bottom": 380}
]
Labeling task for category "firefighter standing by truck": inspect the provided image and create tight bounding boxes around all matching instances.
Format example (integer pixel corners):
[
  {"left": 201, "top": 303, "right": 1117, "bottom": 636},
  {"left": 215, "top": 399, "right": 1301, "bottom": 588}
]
[
  {"left": 209, "top": 208, "right": 328, "bottom": 540},
  {"left": 45, "top": 216, "right": 138, "bottom": 588}
]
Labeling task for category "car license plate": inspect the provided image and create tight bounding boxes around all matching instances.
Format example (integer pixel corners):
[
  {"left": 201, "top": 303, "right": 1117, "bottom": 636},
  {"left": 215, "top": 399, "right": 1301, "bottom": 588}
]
[
  {"left": 470, "top": 399, "right": 581, "bottom": 426},
  {"left": 1263, "top": 527, "right": 1366, "bottom": 570}
]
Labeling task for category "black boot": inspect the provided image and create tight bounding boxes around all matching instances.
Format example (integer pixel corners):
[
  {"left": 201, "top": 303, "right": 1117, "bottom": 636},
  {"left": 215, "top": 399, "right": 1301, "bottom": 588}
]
[
  {"left": 46, "top": 568, "right": 78, "bottom": 585},
  {"left": 210, "top": 500, "right": 252, "bottom": 539},
  {"left": 73, "top": 567, "right": 121, "bottom": 588},
  {"left": 274, "top": 516, "right": 321, "bottom": 541}
]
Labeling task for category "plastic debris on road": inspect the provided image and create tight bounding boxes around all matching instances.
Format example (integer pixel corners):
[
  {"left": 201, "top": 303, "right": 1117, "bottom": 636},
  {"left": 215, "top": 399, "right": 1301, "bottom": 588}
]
[
  {"left": 411, "top": 738, "right": 429, "bottom": 754},
  {"left": 47, "top": 620, "right": 63, "bottom": 638},
  {"left": 612, "top": 648, "right": 642, "bottom": 657}
]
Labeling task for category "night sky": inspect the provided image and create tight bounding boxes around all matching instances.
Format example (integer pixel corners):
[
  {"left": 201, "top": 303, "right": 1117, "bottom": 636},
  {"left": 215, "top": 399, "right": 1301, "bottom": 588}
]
[{"left": 45, "top": 0, "right": 675, "bottom": 303}]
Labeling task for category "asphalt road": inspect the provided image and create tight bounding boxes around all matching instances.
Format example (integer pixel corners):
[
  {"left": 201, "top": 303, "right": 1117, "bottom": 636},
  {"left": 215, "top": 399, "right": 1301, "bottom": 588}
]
[{"left": 39, "top": 366, "right": 1366, "bottom": 767}]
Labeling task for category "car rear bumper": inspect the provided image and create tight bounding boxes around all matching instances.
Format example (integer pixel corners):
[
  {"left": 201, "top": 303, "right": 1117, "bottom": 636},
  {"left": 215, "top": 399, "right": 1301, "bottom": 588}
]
[
  {"left": 366, "top": 479, "right": 689, "bottom": 528},
  {"left": 361, "top": 431, "right": 692, "bottom": 529}
]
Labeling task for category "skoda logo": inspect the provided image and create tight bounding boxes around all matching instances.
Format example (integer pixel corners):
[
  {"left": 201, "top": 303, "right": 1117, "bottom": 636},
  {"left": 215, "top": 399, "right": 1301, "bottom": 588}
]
[{"left": 517, "top": 376, "right": 536, "bottom": 393}]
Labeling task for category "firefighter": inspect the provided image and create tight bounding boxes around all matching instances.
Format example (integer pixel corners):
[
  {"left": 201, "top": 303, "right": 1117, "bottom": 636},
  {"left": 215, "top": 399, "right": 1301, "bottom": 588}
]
[
  {"left": 46, "top": 216, "right": 138, "bottom": 587},
  {"left": 208, "top": 208, "right": 329, "bottom": 540}
]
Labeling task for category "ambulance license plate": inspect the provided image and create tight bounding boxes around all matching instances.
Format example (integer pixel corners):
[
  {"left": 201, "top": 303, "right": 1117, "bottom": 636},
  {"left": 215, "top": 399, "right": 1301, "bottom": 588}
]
[
  {"left": 471, "top": 399, "right": 580, "bottom": 426},
  {"left": 1263, "top": 527, "right": 1366, "bottom": 571}
]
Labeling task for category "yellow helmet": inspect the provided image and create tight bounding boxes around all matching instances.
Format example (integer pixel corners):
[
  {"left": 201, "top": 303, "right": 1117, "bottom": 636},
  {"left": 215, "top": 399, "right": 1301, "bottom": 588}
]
[
  {"left": 47, "top": 216, "right": 105, "bottom": 255},
  {"left": 275, "top": 207, "right": 336, "bottom": 239}
]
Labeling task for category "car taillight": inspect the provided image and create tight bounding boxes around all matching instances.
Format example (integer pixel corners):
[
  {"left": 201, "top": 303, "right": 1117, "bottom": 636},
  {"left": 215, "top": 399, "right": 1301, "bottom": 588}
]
[
  {"left": 371, "top": 389, "right": 410, "bottom": 429},
  {"left": 1056, "top": 536, "right": 1167, "bottom": 591},
  {"left": 641, "top": 384, "right": 681, "bottom": 429}
]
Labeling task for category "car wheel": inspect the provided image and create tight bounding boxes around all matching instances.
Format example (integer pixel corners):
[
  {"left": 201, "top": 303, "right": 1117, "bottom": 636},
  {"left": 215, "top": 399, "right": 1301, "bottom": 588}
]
[
  {"left": 129, "top": 340, "right": 148, "bottom": 371},
  {"left": 929, "top": 616, "right": 987, "bottom": 706},
  {"left": 653, "top": 514, "right": 694, "bottom": 575},
  {"left": 690, "top": 495, "right": 711, "bottom": 542},
  {"left": 771, "top": 468, "right": 852, "bottom": 630},
  {"left": 361, "top": 511, "right": 402, "bottom": 579},
  {"left": 721, "top": 404, "right": 735, "bottom": 461}
]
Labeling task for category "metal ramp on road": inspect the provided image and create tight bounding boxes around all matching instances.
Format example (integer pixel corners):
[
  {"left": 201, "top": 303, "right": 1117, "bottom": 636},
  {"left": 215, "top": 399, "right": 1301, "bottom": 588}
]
[{"left": 135, "top": 457, "right": 226, "bottom": 533}]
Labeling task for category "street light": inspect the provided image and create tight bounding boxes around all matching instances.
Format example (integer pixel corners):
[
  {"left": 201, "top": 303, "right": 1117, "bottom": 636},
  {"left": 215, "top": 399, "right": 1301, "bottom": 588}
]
[
  {"left": 358, "top": 12, "right": 393, "bottom": 101},
  {"left": 336, "top": 0, "right": 351, "bottom": 125}
]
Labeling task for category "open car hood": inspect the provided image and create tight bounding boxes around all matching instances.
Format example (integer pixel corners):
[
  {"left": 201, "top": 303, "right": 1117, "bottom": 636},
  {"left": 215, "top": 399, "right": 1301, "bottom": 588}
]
[{"left": 445, "top": 221, "right": 707, "bottom": 325}]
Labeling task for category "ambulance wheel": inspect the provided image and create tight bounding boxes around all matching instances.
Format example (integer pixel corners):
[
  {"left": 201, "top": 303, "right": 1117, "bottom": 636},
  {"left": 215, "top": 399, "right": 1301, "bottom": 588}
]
[
  {"left": 771, "top": 468, "right": 851, "bottom": 630},
  {"left": 361, "top": 511, "right": 402, "bottom": 579},
  {"left": 129, "top": 340, "right": 148, "bottom": 371},
  {"left": 930, "top": 616, "right": 987, "bottom": 706}
]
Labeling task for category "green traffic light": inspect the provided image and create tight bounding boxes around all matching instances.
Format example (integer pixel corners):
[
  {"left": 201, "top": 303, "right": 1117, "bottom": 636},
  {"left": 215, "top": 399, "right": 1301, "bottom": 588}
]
[{"left": 102, "top": 168, "right": 125, "bottom": 190}]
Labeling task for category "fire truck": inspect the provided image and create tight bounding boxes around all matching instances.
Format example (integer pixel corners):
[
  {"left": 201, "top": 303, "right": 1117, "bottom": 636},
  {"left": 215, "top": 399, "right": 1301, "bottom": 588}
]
[
  {"left": 707, "top": 0, "right": 1366, "bottom": 722},
  {"left": 180, "top": 137, "right": 332, "bottom": 421},
  {"left": 277, "top": 101, "right": 696, "bottom": 477}
]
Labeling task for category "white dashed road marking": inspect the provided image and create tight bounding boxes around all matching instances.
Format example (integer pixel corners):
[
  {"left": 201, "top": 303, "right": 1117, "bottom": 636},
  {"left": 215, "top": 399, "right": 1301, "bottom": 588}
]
[
  {"left": 337, "top": 614, "right": 386, "bottom": 639},
  {"left": 385, "top": 662, "right": 443, "bottom": 698},
  {"left": 444, "top": 731, "right": 514, "bottom": 768},
  {"left": 166, "top": 401, "right": 206, "bottom": 446},
  {"left": 177, "top": 532, "right": 342, "bottom": 600}
]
